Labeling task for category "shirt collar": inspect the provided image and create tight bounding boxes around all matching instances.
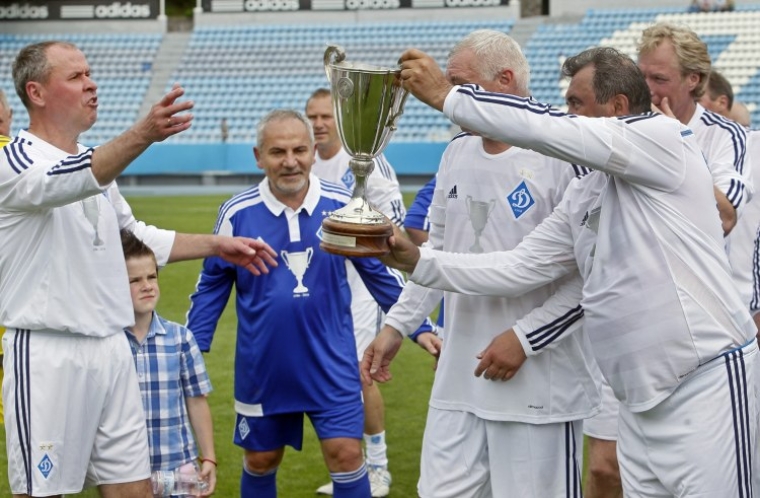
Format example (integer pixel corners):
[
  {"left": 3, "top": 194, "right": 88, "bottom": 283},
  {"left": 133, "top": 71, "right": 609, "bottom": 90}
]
[
  {"left": 687, "top": 103, "right": 706, "bottom": 128},
  {"left": 259, "top": 173, "right": 322, "bottom": 217},
  {"left": 125, "top": 312, "right": 166, "bottom": 344},
  {"left": 17, "top": 129, "right": 86, "bottom": 158}
]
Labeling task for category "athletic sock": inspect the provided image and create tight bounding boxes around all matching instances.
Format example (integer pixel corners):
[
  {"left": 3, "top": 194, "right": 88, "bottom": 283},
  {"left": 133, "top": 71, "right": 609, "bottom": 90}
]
[
  {"left": 364, "top": 431, "right": 388, "bottom": 468},
  {"left": 331, "top": 463, "right": 371, "bottom": 497},
  {"left": 240, "top": 463, "right": 277, "bottom": 498}
]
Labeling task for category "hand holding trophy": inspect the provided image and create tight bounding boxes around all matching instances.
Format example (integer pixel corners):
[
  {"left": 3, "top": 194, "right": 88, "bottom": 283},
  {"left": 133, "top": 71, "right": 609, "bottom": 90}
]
[{"left": 320, "top": 45, "right": 408, "bottom": 257}]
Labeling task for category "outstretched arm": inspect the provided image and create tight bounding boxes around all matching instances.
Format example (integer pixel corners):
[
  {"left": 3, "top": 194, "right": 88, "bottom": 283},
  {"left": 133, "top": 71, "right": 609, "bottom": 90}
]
[{"left": 170, "top": 233, "right": 277, "bottom": 276}]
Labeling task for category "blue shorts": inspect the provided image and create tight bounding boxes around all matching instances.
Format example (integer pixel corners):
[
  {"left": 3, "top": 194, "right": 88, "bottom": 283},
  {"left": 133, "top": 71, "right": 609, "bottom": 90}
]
[{"left": 233, "top": 400, "right": 364, "bottom": 451}]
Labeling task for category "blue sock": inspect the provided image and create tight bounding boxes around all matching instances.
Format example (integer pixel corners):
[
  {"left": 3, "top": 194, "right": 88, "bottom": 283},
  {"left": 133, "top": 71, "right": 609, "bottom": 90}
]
[
  {"left": 331, "top": 463, "right": 371, "bottom": 498},
  {"left": 240, "top": 464, "right": 277, "bottom": 498}
]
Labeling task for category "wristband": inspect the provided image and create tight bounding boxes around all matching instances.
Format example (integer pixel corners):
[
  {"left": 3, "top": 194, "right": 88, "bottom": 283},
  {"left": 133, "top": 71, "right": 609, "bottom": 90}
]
[{"left": 200, "top": 457, "right": 217, "bottom": 467}]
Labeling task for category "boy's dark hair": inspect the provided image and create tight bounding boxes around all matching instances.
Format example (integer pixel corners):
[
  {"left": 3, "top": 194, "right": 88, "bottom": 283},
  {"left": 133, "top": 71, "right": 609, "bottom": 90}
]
[{"left": 120, "top": 229, "right": 157, "bottom": 269}]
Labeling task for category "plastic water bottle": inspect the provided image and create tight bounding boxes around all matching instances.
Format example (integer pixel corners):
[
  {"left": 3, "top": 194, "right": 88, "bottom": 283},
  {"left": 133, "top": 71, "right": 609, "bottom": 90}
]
[{"left": 151, "top": 461, "right": 209, "bottom": 497}]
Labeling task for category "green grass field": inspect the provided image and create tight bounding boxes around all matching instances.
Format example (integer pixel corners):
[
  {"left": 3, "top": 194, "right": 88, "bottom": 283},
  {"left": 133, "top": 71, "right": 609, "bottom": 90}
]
[
  {"left": 0, "top": 193, "right": 590, "bottom": 496},
  {"left": 0, "top": 194, "right": 438, "bottom": 497}
]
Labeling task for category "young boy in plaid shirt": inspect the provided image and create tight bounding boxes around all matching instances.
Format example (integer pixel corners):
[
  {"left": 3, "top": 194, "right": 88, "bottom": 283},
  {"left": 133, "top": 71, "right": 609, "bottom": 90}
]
[{"left": 121, "top": 229, "right": 217, "bottom": 495}]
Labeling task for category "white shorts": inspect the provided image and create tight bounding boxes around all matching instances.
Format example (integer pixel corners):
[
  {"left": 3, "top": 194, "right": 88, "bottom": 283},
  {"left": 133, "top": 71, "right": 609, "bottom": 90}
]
[
  {"left": 583, "top": 377, "right": 619, "bottom": 441},
  {"left": 2, "top": 329, "right": 151, "bottom": 495},
  {"left": 348, "top": 262, "right": 382, "bottom": 359},
  {"left": 418, "top": 408, "right": 583, "bottom": 498},
  {"left": 618, "top": 341, "right": 757, "bottom": 497}
]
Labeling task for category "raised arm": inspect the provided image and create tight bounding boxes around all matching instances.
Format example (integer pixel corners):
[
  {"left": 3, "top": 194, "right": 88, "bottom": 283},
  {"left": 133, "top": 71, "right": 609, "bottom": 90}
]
[{"left": 90, "top": 85, "right": 193, "bottom": 186}]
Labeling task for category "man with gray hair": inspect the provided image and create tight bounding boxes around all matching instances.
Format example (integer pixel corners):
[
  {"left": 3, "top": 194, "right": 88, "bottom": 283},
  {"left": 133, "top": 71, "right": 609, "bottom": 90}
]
[
  {"left": 378, "top": 42, "right": 757, "bottom": 497},
  {"left": 366, "top": 29, "right": 599, "bottom": 497},
  {"left": 186, "top": 109, "right": 433, "bottom": 497}
]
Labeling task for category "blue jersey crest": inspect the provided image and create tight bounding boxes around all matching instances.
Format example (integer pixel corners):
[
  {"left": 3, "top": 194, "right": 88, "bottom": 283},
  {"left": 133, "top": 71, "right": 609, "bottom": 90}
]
[{"left": 507, "top": 180, "right": 535, "bottom": 219}]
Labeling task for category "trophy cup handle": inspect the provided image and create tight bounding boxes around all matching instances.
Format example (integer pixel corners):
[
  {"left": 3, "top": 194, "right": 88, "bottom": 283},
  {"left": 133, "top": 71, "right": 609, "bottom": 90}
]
[
  {"left": 465, "top": 195, "right": 472, "bottom": 215},
  {"left": 488, "top": 199, "right": 496, "bottom": 214},
  {"left": 386, "top": 90, "right": 409, "bottom": 132},
  {"left": 324, "top": 45, "right": 347, "bottom": 83},
  {"left": 305, "top": 247, "right": 314, "bottom": 265},
  {"left": 280, "top": 250, "right": 290, "bottom": 267}
]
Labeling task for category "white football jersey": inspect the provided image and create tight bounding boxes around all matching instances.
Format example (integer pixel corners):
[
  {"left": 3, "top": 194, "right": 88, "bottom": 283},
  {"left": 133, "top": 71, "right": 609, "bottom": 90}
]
[
  {"left": 0, "top": 130, "right": 175, "bottom": 337},
  {"left": 688, "top": 104, "right": 751, "bottom": 210},
  {"left": 313, "top": 149, "right": 405, "bottom": 340},
  {"left": 728, "top": 131, "right": 760, "bottom": 311},
  {"left": 385, "top": 132, "right": 600, "bottom": 423},
  {"left": 411, "top": 86, "right": 756, "bottom": 413}
]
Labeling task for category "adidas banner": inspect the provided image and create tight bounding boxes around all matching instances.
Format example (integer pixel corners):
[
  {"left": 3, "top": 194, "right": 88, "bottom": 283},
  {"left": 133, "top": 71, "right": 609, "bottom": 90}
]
[
  {"left": 204, "top": 0, "right": 508, "bottom": 12},
  {"left": 0, "top": 1, "right": 159, "bottom": 20}
]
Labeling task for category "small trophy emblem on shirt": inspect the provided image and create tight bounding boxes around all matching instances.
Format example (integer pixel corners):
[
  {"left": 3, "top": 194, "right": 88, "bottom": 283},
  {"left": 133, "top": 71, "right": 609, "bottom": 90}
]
[
  {"left": 81, "top": 196, "right": 104, "bottom": 246},
  {"left": 465, "top": 196, "right": 496, "bottom": 253},
  {"left": 281, "top": 248, "right": 313, "bottom": 294}
]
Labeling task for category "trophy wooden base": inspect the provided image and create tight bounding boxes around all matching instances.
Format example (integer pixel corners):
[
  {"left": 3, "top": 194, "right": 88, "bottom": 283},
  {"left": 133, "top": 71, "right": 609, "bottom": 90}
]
[{"left": 320, "top": 217, "right": 393, "bottom": 257}]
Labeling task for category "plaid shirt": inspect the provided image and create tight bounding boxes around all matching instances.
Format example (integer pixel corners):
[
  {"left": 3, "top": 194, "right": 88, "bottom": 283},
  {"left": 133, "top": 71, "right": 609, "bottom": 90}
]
[{"left": 125, "top": 313, "right": 212, "bottom": 472}]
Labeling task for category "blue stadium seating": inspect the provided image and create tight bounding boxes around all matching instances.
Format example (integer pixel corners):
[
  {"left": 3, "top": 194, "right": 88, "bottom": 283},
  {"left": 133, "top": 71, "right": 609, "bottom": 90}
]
[
  {"left": 2, "top": 5, "right": 760, "bottom": 154},
  {"left": 168, "top": 20, "right": 515, "bottom": 143},
  {"left": 0, "top": 33, "right": 161, "bottom": 145}
]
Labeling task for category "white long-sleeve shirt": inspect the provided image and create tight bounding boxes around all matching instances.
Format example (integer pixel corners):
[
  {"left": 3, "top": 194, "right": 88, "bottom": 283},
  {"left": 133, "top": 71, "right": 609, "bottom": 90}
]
[
  {"left": 0, "top": 130, "right": 174, "bottom": 337},
  {"left": 385, "top": 131, "right": 600, "bottom": 423},
  {"left": 728, "top": 131, "right": 760, "bottom": 311},
  {"left": 410, "top": 86, "right": 756, "bottom": 413},
  {"left": 689, "top": 104, "right": 751, "bottom": 211}
]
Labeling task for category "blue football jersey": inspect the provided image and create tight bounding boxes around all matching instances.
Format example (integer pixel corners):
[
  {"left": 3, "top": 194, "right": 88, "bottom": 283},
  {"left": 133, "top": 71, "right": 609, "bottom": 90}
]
[{"left": 187, "top": 175, "right": 413, "bottom": 415}]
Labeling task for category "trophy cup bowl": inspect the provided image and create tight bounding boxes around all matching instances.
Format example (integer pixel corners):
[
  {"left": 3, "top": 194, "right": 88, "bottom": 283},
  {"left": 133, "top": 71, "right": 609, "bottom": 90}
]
[{"left": 319, "top": 45, "right": 408, "bottom": 257}]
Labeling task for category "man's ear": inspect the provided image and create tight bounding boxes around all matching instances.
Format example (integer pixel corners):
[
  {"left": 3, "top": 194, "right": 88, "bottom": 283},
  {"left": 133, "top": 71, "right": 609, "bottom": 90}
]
[
  {"left": 253, "top": 147, "right": 263, "bottom": 171},
  {"left": 26, "top": 81, "right": 45, "bottom": 107},
  {"left": 716, "top": 94, "right": 730, "bottom": 113},
  {"left": 497, "top": 68, "right": 515, "bottom": 92},
  {"left": 685, "top": 72, "right": 701, "bottom": 94},
  {"left": 612, "top": 94, "right": 631, "bottom": 116}
]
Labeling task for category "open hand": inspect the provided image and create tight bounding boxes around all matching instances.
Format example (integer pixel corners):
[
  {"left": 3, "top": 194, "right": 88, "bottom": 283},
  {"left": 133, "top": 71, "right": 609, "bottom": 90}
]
[
  {"left": 361, "top": 326, "right": 405, "bottom": 384},
  {"left": 218, "top": 236, "right": 278, "bottom": 275}
]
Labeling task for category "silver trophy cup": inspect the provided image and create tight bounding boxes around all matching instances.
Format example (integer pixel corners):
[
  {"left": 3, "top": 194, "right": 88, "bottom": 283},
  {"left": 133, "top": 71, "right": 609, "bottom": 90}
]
[{"left": 320, "top": 45, "right": 408, "bottom": 257}]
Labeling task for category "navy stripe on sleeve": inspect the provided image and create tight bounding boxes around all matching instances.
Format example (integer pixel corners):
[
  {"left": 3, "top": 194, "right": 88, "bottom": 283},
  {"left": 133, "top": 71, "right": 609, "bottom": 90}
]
[
  {"left": 525, "top": 304, "right": 584, "bottom": 352},
  {"left": 46, "top": 148, "right": 94, "bottom": 176},
  {"left": 4, "top": 139, "right": 34, "bottom": 174},
  {"left": 701, "top": 110, "right": 747, "bottom": 176}
]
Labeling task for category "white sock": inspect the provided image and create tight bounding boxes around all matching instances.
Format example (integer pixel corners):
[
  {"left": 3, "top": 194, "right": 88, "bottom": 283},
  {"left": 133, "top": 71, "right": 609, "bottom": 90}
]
[{"left": 364, "top": 431, "right": 388, "bottom": 468}]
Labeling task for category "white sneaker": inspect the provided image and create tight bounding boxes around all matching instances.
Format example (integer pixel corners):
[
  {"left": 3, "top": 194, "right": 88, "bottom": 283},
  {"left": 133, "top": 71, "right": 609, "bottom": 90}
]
[
  {"left": 368, "top": 466, "right": 391, "bottom": 498},
  {"left": 315, "top": 481, "right": 334, "bottom": 495}
]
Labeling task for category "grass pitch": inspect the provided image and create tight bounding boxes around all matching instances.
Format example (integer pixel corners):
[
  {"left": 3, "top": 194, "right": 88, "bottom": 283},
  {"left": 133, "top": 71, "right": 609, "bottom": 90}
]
[
  {"left": 0, "top": 194, "right": 436, "bottom": 497},
  {"left": 0, "top": 193, "right": 591, "bottom": 496}
]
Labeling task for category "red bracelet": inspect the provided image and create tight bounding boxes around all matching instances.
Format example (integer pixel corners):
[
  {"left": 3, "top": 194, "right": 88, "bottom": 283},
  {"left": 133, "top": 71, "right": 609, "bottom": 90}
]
[{"left": 200, "top": 458, "right": 217, "bottom": 467}]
